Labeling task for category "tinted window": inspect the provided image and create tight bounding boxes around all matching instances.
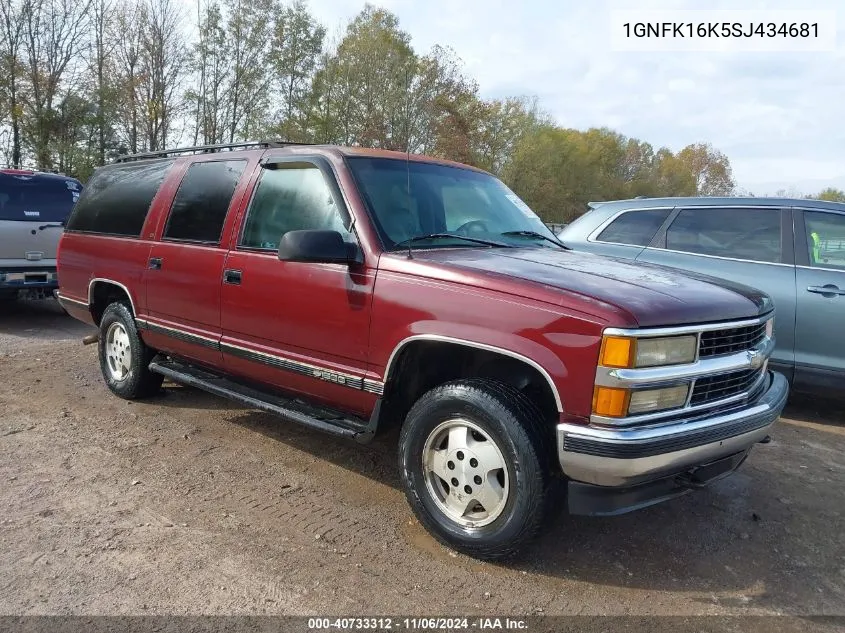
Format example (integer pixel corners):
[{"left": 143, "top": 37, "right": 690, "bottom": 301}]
[
  {"left": 805, "top": 211, "right": 845, "bottom": 270},
  {"left": 347, "top": 157, "right": 556, "bottom": 249},
  {"left": 66, "top": 159, "right": 173, "bottom": 236},
  {"left": 163, "top": 160, "right": 246, "bottom": 243},
  {"left": 596, "top": 209, "right": 671, "bottom": 246},
  {"left": 0, "top": 173, "right": 81, "bottom": 222},
  {"left": 665, "top": 207, "right": 782, "bottom": 263},
  {"left": 240, "top": 164, "right": 351, "bottom": 250}
]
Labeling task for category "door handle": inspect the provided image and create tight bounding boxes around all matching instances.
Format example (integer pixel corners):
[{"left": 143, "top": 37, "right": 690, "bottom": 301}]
[
  {"left": 148, "top": 257, "right": 162, "bottom": 270},
  {"left": 807, "top": 284, "right": 845, "bottom": 297},
  {"left": 223, "top": 269, "right": 242, "bottom": 285}
]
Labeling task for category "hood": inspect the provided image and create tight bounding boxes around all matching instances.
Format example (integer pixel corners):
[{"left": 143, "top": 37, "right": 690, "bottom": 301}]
[{"left": 409, "top": 247, "right": 773, "bottom": 328}]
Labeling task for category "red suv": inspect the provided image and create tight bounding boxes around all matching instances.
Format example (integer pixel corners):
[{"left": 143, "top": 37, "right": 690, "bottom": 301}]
[{"left": 57, "top": 141, "right": 788, "bottom": 559}]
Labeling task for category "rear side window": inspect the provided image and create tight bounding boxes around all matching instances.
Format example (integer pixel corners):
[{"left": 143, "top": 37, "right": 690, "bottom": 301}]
[
  {"left": 0, "top": 173, "right": 81, "bottom": 222},
  {"left": 596, "top": 209, "right": 671, "bottom": 246},
  {"left": 66, "top": 159, "right": 174, "bottom": 236},
  {"left": 666, "top": 207, "right": 782, "bottom": 263},
  {"left": 163, "top": 160, "right": 246, "bottom": 243},
  {"left": 805, "top": 211, "right": 845, "bottom": 270}
]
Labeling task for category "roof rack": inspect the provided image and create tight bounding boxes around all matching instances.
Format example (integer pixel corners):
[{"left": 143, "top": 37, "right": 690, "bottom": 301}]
[{"left": 113, "top": 140, "right": 315, "bottom": 163}]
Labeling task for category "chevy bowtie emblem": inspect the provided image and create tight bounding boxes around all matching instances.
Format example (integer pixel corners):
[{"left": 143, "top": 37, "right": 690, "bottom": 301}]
[{"left": 747, "top": 349, "right": 763, "bottom": 369}]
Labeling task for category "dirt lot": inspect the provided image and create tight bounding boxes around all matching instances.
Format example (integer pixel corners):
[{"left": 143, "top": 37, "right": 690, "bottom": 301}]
[{"left": 1, "top": 300, "right": 844, "bottom": 623}]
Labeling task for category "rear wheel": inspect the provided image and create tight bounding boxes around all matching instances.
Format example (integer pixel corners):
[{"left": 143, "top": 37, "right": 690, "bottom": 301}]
[
  {"left": 98, "top": 302, "right": 163, "bottom": 399},
  {"left": 398, "top": 378, "right": 551, "bottom": 560}
]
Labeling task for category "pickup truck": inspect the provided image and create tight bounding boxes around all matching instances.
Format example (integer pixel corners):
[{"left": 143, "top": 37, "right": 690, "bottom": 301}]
[{"left": 56, "top": 141, "right": 788, "bottom": 560}]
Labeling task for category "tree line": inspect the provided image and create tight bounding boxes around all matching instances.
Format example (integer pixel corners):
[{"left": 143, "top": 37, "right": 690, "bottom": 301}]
[{"left": 3, "top": 0, "right": 827, "bottom": 222}]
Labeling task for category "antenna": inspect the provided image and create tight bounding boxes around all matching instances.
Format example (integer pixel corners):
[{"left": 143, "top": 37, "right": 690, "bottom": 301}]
[
  {"left": 406, "top": 147, "right": 412, "bottom": 260},
  {"left": 405, "top": 65, "right": 413, "bottom": 260}
]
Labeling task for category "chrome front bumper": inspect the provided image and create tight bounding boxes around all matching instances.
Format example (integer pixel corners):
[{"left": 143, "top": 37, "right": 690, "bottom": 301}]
[{"left": 557, "top": 371, "right": 788, "bottom": 487}]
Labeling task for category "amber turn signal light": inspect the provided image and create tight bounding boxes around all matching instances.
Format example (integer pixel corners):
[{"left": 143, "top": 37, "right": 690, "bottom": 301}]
[
  {"left": 599, "top": 336, "right": 635, "bottom": 368},
  {"left": 592, "top": 386, "right": 630, "bottom": 417}
]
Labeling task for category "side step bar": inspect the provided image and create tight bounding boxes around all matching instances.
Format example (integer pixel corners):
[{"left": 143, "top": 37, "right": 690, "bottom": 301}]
[{"left": 149, "top": 358, "right": 377, "bottom": 443}]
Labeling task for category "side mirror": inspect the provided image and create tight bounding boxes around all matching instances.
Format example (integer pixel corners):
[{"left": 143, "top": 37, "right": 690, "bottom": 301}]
[{"left": 277, "top": 230, "right": 360, "bottom": 264}]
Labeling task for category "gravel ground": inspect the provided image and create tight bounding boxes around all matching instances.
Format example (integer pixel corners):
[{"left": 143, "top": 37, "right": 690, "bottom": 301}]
[{"left": 1, "top": 299, "right": 844, "bottom": 627}]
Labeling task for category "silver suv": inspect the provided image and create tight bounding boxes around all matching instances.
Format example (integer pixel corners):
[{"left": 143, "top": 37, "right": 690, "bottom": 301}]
[
  {"left": 0, "top": 168, "right": 82, "bottom": 303},
  {"left": 558, "top": 196, "right": 845, "bottom": 395}
]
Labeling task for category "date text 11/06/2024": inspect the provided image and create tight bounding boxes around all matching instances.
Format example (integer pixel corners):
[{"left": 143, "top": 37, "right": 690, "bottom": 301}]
[{"left": 307, "top": 617, "right": 529, "bottom": 630}]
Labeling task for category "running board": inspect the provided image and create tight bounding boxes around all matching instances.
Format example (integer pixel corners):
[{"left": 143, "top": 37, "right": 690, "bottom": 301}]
[{"left": 148, "top": 358, "right": 377, "bottom": 443}]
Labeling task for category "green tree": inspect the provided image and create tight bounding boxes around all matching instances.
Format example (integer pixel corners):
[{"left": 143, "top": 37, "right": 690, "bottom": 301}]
[
  {"left": 676, "top": 142, "right": 735, "bottom": 196},
  {"left": 271, "top": 0, "right": 325, "bottom": 141},
  {"left": 813, "top": 187, "right": 845, "bottom": 203},
  {"left": 653, "top": 148, "right": 697, "bottom": 196},
  {"left": 21, "top": 0, "right": 92, "bottom": 169}
]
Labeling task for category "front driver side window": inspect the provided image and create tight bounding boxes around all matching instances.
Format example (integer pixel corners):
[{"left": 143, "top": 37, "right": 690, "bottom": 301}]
[{"left": 240, "top": 163, "right": 351, "bottom": 250}]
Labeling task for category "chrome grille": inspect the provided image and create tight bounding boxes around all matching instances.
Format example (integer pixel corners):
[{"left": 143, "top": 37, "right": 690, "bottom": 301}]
[
  {"left": 698, "top": 323, "right": 767, "bottom": 358},
  {"left": 690, "top": 368, "right": 762, "bottom": 406}
]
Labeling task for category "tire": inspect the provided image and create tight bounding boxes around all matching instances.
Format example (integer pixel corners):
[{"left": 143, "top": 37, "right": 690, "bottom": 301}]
[
  {"left": 97, "top": 302, "right": 163, "bottom": 399},
  {"left": 398, "top": 378, "right": 551, "bottom": 560}
]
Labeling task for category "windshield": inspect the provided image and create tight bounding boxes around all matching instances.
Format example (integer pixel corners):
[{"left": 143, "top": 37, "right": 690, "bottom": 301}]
[
  {"left": 0, "top": 172, "right": 82, "bottom": 223},
  {"left": 347, "top": 157, "right": 558, "bottom": 250}
]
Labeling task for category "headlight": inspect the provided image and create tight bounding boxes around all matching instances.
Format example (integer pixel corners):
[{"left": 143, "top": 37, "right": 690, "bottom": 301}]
[
  {"left": 628, "top": 385, "right": 689, "bottom": 414},
  {"left": 599, "top": 334, "right": 697, "bottom": 368},
  {"left": 592, "top": 384, "right": 689, "bottom": 417}
]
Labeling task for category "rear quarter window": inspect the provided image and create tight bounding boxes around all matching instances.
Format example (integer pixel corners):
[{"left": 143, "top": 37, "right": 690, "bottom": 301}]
[
  {"left": 65, "top": 159, "right": 174, "bottom": 237},
  {"left": 596, "top": 208, "right": 672, "bottom": 246},
  {"left": 0, "top": 173, "right": 82, "bottom": 223}
]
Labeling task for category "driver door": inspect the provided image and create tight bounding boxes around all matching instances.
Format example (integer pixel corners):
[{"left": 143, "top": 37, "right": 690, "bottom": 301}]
[
  {"left": 635, "top": 205, "right": 797, "bottom": 377},
  {"left": 219, "top": 157, "right": 377, "bottom": 417}
]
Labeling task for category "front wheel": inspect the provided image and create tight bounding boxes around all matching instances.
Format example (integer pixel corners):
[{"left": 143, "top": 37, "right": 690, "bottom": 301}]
[
  {"left": 398, "top": 378, "right": 551, "bottom": 560},
  {"left": 98, "top": 302, "right": 163, "bottom": 399}
]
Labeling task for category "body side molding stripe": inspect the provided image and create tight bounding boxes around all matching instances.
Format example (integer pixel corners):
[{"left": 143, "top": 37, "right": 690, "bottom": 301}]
[
  {"left": 135, "top": 318, "right": 220, "bottom": 350},
  {"left": 221, "top": 341, "right": 366, "bottom": 391},
  {"left": 55, "top": 291, "right": 90, "bottom": 309},
  {"left": 135, "top": 317, "right": 383, "bottom": 394}
]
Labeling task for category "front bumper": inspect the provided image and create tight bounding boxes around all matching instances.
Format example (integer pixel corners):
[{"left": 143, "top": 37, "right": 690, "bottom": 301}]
[{"left": 557, "top": 370, "right": 788, "bottom": 505}]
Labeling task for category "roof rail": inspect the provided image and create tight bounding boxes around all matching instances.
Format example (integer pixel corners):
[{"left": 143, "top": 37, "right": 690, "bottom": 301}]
[{"left": 113, "top": 140, "right": 315, "bottom": 163}]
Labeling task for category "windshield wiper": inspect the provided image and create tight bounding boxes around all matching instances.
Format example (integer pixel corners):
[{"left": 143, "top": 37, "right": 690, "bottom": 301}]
[
  {"left": 500, "top": 230, "right": 569, "bottom": 249},
  {"left": 393, "top": 233, "right": 510, "bottom": 251},
  {"left": 38, "top": 223, "right": 64, "bottom": 231}
]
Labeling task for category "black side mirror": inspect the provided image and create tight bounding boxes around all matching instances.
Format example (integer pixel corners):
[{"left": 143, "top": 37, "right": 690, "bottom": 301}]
[{"left": 277, "top": 230, "right": 360, "bottom": 264}]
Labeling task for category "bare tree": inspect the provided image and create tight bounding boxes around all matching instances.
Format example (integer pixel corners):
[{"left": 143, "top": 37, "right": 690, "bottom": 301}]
[
  {"left": 187, "top": 0, "right": 228, "bottom": 145},
  {"left": 113, "top": 0, "right": 143, "bottom": 154},
  {"left": 223, "top": 0, "right": 273, "bottom": 143},
  {"left": 0, "top": 0, "right": 27, "bottom": 167},
  {"left": 88, "top": 0, "right": 115, "bottom": 165},
  {"left": 137, "top": 0, "right": 186, "bottom": 151}
]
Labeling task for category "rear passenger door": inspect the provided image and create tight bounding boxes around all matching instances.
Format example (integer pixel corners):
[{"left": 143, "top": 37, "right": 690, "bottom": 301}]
[
  {"left": 141, "top": 158, "right": 250, "bottom": 366},
  {"left": 793, "top": 208, "right": 845, "bottom": 390},
  {"left": 636, "top": 206, "right": 797, "bottom": 377}
]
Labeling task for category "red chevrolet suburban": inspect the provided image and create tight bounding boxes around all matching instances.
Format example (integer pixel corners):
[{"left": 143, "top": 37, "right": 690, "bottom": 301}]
[{"left": 57, "top": 141, "right": 788, "bottom": 559}]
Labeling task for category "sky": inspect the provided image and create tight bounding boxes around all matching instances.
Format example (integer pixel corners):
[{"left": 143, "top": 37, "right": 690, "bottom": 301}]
[{"left": 298, "top": 0, "right": 845, "bottom": 196}]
